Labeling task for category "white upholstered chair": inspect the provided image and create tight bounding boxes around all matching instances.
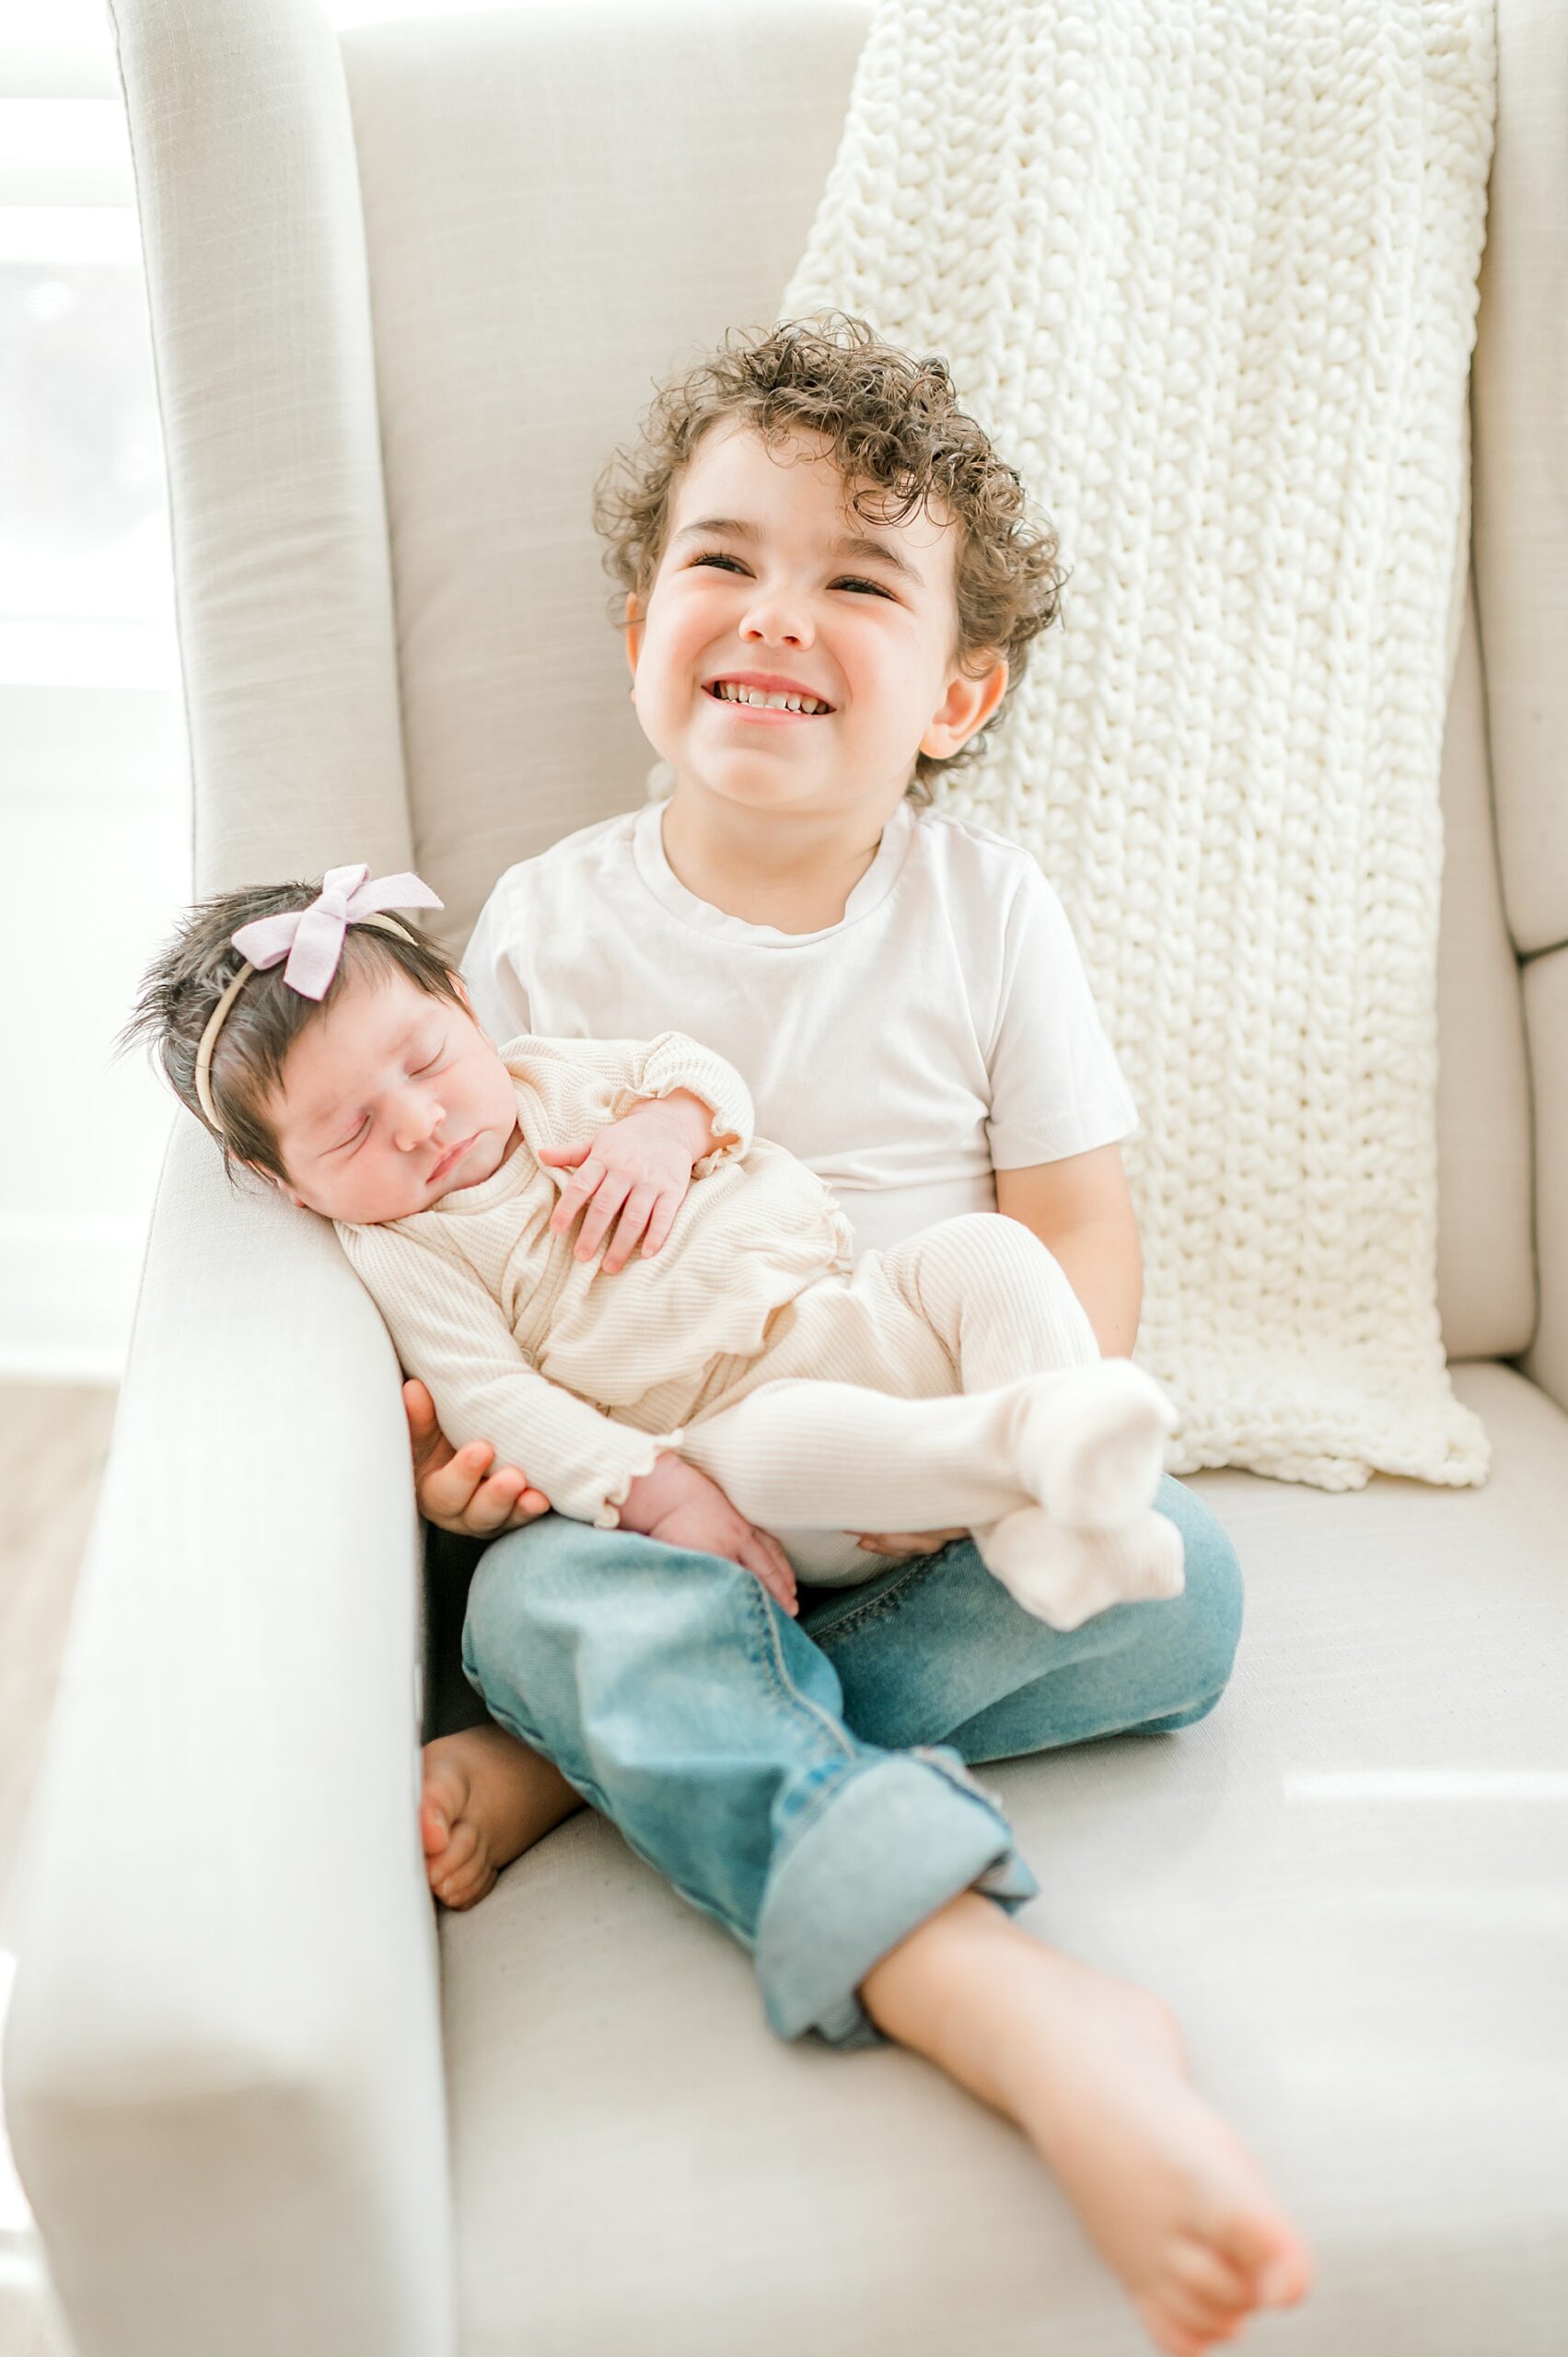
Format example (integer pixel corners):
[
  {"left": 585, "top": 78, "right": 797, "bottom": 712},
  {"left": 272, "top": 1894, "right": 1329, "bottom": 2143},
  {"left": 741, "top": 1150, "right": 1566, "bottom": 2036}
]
[{"left": 6, "top": 3, "right": 1566, "bottom": 2351}]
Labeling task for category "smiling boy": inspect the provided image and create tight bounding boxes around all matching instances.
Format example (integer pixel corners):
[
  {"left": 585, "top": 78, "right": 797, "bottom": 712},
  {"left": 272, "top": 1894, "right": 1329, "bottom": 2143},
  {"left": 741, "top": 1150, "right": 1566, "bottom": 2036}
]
[{"left": 411, "top": 318, "right": 1311, "bottom": 2354}]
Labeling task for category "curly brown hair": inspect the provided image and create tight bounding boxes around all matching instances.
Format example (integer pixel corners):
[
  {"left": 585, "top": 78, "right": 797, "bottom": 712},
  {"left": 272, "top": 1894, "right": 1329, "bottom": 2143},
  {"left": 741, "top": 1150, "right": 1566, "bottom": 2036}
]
[{"left": 592, "top": 314, "right": 1066, "bottom": 794}]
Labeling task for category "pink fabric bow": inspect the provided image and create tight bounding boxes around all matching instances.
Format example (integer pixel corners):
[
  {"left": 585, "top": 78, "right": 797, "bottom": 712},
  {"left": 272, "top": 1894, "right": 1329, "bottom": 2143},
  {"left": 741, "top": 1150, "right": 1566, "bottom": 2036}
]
[{"left": 231, "top": 865, "right": 444, "bottom": 1000}]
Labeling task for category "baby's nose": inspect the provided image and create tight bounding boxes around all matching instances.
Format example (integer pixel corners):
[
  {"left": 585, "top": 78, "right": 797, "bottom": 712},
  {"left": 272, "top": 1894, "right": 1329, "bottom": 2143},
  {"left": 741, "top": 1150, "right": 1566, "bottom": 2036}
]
[{"left": 394, "top": 1096, "right": 445, "bottom": 1152}]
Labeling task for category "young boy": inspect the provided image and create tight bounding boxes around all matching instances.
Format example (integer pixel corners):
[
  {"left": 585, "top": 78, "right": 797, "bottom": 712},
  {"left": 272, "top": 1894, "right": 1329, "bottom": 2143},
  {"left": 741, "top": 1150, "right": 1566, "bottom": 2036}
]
[{"left": 413, "top": 317, "right": 1311, "bottom": 2355}]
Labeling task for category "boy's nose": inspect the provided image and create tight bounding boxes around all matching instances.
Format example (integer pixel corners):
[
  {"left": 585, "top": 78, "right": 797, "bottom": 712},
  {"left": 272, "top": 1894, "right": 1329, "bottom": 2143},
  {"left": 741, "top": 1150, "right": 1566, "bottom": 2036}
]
[{"left": 740, "top": 598, "right": 812, "bottom": 648}]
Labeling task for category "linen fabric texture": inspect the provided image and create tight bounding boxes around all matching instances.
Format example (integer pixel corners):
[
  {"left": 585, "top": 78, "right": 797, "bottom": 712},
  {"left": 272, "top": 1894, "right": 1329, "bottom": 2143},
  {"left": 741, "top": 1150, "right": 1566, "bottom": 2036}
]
[{"left": 782, "top": 0, "right": 1498, "bottom": 1492}]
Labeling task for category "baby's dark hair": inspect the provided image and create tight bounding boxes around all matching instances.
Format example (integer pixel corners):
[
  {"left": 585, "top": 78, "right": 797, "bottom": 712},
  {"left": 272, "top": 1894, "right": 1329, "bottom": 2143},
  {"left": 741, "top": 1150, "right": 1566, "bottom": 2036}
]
[
  {"left": 122, "top": 878, "right": 465, "bottom": 1183},
  {"left": 592, "top": 311, "right": 1067, "bottom": 794}
]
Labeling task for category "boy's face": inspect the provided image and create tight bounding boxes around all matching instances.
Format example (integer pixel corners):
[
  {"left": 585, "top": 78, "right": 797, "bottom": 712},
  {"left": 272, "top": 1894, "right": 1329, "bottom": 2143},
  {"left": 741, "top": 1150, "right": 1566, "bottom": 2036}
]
[
  {"left": 625, "top": 423, "right": 1006, "bottom": 825},
  {"left": 264, "top": 968, "right": 519, "bottom": 1224}
]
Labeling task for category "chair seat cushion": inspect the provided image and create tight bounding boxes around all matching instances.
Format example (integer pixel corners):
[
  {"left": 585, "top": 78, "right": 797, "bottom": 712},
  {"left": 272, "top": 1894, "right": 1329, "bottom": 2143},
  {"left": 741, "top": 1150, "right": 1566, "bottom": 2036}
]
[{"left": 439, "top": 1363, "right": 1568, "bottom": 2356}]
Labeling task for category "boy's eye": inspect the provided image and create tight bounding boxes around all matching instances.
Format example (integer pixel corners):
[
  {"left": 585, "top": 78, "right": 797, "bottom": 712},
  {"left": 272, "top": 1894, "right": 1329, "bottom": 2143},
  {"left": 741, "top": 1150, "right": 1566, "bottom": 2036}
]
[
  {"left": 691, "top": 552, "right": 748, "bottom": 575},
  {"left": 833, "top": 576, "right": 893, "bottom": 598}
]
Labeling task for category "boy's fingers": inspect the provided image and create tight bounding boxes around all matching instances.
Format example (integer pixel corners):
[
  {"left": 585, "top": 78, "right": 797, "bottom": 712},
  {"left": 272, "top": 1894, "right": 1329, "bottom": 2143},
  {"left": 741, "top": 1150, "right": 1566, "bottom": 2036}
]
[
  {"left": 403, "top": 1377, "right": 443, "bottom": 1456},
  {"left": 420, "top": 1443, "right": 491, "bottom": 1517},
  {"left": 462, "top": 1468, "right": 532, "bottom": 1535}
]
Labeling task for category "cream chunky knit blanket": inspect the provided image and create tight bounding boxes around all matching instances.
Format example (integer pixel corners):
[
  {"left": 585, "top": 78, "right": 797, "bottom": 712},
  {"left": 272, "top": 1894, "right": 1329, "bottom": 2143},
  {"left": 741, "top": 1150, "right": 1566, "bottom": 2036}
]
[{"left": 784, "top": 0, "right": 1495, "bottom": 1492}]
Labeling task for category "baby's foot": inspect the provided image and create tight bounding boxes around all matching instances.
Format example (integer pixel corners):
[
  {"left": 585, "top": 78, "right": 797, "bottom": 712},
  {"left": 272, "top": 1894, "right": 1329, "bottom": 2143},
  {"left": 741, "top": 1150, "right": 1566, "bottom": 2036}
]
[
  {"left": 1021, "top": 1360, "right": 1178, "bottom": 1531},
  {"left": 421, "top": 1724, "right": 582, "bottom": 1910},
  {"left": 977, "top": 1504, "right": 1184, "bottom": 1629}
]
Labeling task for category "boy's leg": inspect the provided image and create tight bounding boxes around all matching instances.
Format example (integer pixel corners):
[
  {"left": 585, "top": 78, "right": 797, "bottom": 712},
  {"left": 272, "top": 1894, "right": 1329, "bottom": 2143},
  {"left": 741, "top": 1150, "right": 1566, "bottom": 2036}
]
[
  {"left": 459, "top": 1511, "right": 1037, "bottom": 2045},
  {"left": 860, "top": 1892, "right": 1312, "bottom": 2353},
  {"left": 461, "top": 1494, "right": 1310, "bottom": 2351},
  {"left": 806, "top": 1474, "right": 1243, "bottom": 1760}
]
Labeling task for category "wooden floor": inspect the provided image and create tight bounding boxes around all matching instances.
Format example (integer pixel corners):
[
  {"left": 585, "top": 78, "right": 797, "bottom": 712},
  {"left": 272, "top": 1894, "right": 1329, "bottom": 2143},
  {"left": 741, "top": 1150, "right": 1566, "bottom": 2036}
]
[{"left": 0, "top": 1379, "right": 117, "bottom": 2357}]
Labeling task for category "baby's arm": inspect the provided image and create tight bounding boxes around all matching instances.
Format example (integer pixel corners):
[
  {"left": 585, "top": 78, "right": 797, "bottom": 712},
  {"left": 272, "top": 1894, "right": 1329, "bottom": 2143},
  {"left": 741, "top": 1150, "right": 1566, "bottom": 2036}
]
[
  {"left": 342, "top": 1221, "right": 795, "bottom": 1602},
  {"left": 532, "top": 1031, "right": 756, "bottom": 1274}
]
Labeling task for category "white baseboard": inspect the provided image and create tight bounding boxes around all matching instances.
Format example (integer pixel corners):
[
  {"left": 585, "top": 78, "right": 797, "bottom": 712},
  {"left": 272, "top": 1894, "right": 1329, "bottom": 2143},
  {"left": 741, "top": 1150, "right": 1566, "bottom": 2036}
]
[{"left": 0, "top": 1214, "right": 146, "bottom": 1386}]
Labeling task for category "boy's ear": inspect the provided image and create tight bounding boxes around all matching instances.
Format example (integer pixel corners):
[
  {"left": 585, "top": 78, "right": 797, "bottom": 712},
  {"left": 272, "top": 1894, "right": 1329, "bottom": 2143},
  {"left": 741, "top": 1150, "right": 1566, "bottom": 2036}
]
[
  {"left": 623, "top": 592, "right": 645, "bottom": 678},
  {"left": 920, "top": 654, "right": 1009, "bottom": 761}
]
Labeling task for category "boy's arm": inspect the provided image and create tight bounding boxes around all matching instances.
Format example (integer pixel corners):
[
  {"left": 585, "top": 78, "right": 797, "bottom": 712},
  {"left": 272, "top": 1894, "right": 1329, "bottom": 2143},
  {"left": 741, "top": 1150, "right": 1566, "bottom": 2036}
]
[{"left": 994, "top": 1143, "right": 1144, "bottom": 1358}]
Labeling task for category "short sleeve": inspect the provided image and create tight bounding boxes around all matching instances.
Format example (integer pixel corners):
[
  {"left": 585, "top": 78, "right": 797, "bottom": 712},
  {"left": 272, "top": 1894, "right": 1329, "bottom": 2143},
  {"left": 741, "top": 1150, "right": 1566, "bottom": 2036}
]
[
  {"left": 984, "top": 862, "right": 1140, "bottom": 1169},
  {"left": 461, "top": 875, "right": 534, "bottom": 1047}
]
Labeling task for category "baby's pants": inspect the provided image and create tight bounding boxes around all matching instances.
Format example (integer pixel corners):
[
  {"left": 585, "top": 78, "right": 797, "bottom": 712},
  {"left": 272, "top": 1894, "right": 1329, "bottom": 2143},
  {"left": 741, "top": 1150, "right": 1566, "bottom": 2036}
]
[{"left": 679, "top": 1213, "right": 1100, "bottom": 1557}]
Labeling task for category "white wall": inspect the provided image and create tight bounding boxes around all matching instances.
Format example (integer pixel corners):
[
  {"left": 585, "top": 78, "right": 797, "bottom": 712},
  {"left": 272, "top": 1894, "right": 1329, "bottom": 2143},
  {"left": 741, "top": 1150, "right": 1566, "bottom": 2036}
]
[{"left": 1, "top": 28, "right": 189, "bottom": 1381}]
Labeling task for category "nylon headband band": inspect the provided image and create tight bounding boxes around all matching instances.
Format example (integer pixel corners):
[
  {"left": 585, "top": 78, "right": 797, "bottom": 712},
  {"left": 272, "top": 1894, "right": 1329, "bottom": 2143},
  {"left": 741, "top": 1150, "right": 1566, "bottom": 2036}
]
[{"left": 192, "top": 911, "right": 418, "bottom": 1140}]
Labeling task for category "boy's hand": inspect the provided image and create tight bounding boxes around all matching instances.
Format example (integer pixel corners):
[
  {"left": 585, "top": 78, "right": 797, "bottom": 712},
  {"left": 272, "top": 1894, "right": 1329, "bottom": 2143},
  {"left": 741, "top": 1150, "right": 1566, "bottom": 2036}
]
[
  {"left": 404, "top": 1378, "right": 552, "bottom": 1537},
  {"left": 618, "top": 1453, "right": 798, "bottom": 1617},
  {"left": 540, "top": 1089, "right": 718, "bottom": 1274},
  {"left": 854, "top": 1527, "right": 969, "bottom": 1561}
]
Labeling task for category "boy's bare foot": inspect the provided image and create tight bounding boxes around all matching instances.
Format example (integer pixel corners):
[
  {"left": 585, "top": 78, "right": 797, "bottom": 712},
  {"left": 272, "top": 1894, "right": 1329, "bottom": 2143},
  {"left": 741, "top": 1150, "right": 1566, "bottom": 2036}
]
[
  {"left": 421, "top": 1724, "right": 584, "bottom": 1909},
  {"left": 863, "top": 1896, "right": 1311, "bottom": 2355}
]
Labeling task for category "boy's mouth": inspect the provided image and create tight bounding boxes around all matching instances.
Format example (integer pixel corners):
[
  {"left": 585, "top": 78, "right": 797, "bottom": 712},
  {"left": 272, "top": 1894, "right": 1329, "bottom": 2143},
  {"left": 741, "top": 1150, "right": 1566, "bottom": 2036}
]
[{"left": 703, "top": 672, "right": 835, "bottom": 718}]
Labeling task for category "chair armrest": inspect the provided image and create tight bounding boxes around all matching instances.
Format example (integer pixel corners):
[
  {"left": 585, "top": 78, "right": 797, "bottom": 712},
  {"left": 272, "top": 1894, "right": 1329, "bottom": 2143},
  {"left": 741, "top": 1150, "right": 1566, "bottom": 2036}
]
[
  {"left": 4, "top": 1120, "right": 455, "bottom": 2357},
  {"left": 1523, "top": 947, "right": 1568, "bottom": 1414}
]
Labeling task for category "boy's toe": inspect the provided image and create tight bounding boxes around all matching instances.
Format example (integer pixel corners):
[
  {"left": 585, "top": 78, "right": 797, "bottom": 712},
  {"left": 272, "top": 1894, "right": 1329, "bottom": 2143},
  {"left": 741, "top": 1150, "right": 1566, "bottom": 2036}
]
[{"left": 1216, "top": 2212, "right": 1313, "bottom": 2307}]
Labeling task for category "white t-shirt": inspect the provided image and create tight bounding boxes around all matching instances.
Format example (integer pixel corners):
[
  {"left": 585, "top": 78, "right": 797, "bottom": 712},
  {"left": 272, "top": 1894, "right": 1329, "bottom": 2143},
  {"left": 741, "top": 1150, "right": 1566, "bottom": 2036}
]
[{"left": 461, "top": 797, "right": 1138, "bottom": 1260}]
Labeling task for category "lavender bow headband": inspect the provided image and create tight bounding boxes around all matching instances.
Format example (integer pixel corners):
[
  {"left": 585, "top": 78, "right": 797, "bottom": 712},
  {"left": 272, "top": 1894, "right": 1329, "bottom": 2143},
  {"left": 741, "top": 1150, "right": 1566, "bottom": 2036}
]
[{"left": 192, "top": 863, "right": 444, "bottom": 1133}]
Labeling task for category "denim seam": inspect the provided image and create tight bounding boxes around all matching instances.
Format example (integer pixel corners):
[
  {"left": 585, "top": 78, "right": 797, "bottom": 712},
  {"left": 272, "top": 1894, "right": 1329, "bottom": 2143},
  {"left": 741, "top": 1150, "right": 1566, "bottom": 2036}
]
[
  {"left": 740, "top": 1572, "right": 861, "bottom": 1765},
  {"left": 807, "top": 1538, "right": 967, "bottom": 1647}
]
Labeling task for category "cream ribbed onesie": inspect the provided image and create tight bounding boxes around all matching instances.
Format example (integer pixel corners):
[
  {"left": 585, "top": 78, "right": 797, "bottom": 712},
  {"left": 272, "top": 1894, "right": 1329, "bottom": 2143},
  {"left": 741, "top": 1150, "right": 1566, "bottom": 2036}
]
[{"left": 336, "top": 1032, "right": 1185, "bottom": 1629}]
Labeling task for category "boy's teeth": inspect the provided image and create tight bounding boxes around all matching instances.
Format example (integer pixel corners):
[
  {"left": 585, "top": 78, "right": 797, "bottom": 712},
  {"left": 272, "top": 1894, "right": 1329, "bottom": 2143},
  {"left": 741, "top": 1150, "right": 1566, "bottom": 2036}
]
[{"left": 714, "top": 681, "right": 828, "bottom": 714}]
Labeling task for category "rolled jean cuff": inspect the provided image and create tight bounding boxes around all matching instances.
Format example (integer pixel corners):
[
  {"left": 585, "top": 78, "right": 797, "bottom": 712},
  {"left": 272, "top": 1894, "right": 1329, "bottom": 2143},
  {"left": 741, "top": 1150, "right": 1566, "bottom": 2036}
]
[{"left": 755, "top": 1746, "right": 1040, "bottom": 2050}]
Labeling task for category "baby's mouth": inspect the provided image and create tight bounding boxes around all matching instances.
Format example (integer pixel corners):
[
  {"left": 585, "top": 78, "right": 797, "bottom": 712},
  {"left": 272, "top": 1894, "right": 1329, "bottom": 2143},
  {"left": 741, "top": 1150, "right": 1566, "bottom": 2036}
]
[{"left": 703, "top": 678, "right": 835, "bottom": 716}]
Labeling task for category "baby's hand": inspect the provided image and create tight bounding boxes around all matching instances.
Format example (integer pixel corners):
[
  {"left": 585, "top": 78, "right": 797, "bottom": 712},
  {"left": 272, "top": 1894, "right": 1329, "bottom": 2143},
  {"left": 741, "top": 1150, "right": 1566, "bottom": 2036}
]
[
  {"left": 617, "top": 1453, "right": 798, "bottom": 1616},
  {"left": 540, "top": 1089, "right": 718, "bottom": 1273}
]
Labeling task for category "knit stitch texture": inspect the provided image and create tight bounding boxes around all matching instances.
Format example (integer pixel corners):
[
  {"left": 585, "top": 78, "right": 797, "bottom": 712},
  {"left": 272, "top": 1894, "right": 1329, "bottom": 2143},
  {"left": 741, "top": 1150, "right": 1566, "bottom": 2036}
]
[{"left": 784, "top": 0, "right": 1495, "bottom": 1490}]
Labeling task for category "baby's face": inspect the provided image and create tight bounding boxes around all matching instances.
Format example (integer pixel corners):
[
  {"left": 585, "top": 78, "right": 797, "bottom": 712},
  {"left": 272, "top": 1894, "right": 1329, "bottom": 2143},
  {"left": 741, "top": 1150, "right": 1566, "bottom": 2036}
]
[
  {"left": 626, "top": 422, "right": 1005, "bottom": 825},
  {"left": 265, "top": 968, "right": 520, "bottom": 1224}
]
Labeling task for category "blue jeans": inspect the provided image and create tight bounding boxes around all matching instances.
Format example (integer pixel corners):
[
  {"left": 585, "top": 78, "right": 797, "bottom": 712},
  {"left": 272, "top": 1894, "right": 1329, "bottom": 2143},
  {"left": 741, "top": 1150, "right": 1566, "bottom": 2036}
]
[{"left": 461, "top": 1474, "right": 1242, "bottom": 2047}]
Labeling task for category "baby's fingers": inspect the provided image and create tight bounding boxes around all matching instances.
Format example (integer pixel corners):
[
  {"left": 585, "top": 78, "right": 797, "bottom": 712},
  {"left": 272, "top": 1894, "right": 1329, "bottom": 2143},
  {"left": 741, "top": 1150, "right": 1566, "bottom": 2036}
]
[
  {"left": 638, "top": 1186, "right": 683, "bottom": 1259},
  {"left": 601, "top": 1183, "right": 660, "bottom": 1273},
  {"left": 537, "top": 1141, "right": 591, "bottom": 1168},
  {"left": 549, "top": 1156, "right": 605, "bottom": 1237},
  {"left": 574, "top": 1173, "right": 632, "bottom": 1262},
  {"left": 742, "top": 1530, "right": 798, "bottom": 1616}
]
